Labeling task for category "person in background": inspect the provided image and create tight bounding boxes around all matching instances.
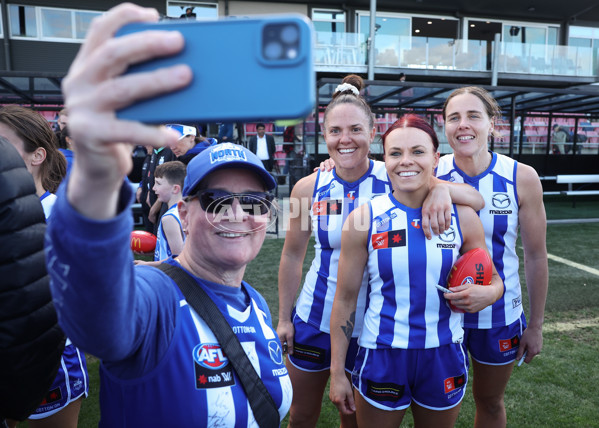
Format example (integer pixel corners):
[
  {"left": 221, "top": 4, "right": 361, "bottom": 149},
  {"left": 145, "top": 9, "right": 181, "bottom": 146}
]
[
  {"left": 45, "top": 4, "right": 291, "bottom": 426},
  {"left": 180, "top": 7, "right": 196, "bottom": 19},
  {"left": 329, "top": 114, "right": 503, "bottom": 427},
  {"left": 136, "top": 145, "right": 155, "bottom": 233},
  {"left": 282, "top": 125, "right": 301, "bottom": 175},
  {"left": 438, "top": 86, "right": 548, "bottom": 428},
  {"left": 0, "top": 137, "right": 65, "bottom": 428},
  {"left": 0, "top": 105, "right": 88, "bottom": 428},
  {"left": 249, "top": 122, "right": 277, "bottom": 172},
  {"left": 147, "top": 142, "right": 177, "bottom": 232},
  {"left": 167, "top": 123, "right": 215, "bottom": 164},
  {"left": 217, "top": 121, "right": 234, "bottom": 143},
  {"left": 57, "top": 125, "right": 74, "bottom": 175},
  {"left": 136, "top": 161, "right": 186, "bottom": 266},
  {"left": 57, "top": 109, "right": 68, "bottom": 131},
  {"left": 551, "top": 124, "right": 568, "bottom": 154}
]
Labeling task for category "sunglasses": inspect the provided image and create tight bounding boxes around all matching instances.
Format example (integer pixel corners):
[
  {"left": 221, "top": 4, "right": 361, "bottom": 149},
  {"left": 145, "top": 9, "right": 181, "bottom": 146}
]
[{"left": 193, "top": 189, "right": 275, "bottom": 215}]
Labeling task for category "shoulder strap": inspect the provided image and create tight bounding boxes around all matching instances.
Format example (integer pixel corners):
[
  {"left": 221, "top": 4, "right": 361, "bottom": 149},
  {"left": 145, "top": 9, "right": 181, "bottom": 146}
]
[{"left": 157, "top": 263, "right": 280, "bottom": 428}]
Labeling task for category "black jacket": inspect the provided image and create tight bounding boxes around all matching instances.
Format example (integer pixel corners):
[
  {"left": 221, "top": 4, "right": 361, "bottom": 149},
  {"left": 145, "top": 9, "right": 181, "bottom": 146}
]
[
  {"left": 248, "top": 134, "right": 276, "bottom": 159},
  {"left": 0, "top": 139, "right": 65, "bottom": 421},
  {"left": 248, "top": 134, "right": 277, "bottom": 171}
]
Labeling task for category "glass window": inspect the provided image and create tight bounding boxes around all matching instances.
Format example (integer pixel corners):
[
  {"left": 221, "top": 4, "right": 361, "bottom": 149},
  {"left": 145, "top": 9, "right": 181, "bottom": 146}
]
[
  {"left": 75, "top": 11, "right": 101, "bottom": 39},
  {"left": 548, "top": 27, "right": 558, "bottom": 45},
  {"left": 570, "top": 26, "right": 599, "bottom": 39},
  {"left": 9, "top": 5, "right": 37, "bottom": 37},
  {"left": 312, "top": 9, "right": 345, "bottom": 33},
  {"left": 41, "top": 8, "right": 72, "bottom": 39},
  {"left": 167, "top": 2, "right": 218, "bottom": 20},
  {"left": 9, "top": 6, "right": 102, "bottom": 41},
  {"left": 358, "top": 13, "right": 410, "bottom": 67}
]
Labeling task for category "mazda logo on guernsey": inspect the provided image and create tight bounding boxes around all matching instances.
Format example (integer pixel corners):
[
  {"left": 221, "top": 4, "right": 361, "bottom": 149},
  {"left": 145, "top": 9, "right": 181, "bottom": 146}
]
[
  {"left": 268, "top": 340, "right": 283, "bottom": 365},
  {"left": 193, "top": 343, "right": 228, "bottom": 370},
  {"left": 439, "top": 227, "right": 456, "bottom": 242},
  {"left": 492, "top": 193, "right": 511, "bottom": 209},
  {"left": 437, "top": 227, "right": 457, "bottom": 248},
  {"left": 490, "top": 192, "right": 513, "bottom": 215}
]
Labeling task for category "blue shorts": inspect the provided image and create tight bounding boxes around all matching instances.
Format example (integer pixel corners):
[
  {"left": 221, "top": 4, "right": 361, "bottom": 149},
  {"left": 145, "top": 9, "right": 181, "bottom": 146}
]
[
  {"left": 351, "top": 344, "right": 468, "bottom": 411},
  {"left": 29, "top": 342, "right": 89, "bottom": 419},
  {"left": 463, "top": 312, "right": 527, "bottom": 365},
  {"left": 287, "top": 312, "right": 359, "bottom": 372}
]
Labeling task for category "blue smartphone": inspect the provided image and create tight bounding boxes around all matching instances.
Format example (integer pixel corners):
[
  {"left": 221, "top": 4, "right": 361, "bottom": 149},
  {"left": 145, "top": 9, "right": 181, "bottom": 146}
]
[{"left": 116, "top": 15, "right": 315, "bottom": 123}]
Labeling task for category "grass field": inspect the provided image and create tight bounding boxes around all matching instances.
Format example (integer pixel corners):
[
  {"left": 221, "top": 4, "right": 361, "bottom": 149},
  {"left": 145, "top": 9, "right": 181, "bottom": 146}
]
[{"left": 20, "top": 196, "right": 599, "bottom": 427}]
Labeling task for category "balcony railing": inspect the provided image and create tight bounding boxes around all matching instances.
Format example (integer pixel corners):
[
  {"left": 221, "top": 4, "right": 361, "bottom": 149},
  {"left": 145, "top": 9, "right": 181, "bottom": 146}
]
[{"left": 315, "top": 31, "right": 597, "bottom": 77}]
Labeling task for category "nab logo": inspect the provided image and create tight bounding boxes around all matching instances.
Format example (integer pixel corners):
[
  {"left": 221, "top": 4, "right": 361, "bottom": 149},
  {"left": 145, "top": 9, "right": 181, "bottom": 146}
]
[
  {"left": 347, "top": 190, "right": 356, "bottom": 200},
  {"left": 193, "top": 344, "right": 228, "bottom": 370},
  {"left": 492, "top": 193, "right": 511, "bottom": 209},
  {"left": 411, "top": 219, "right": 421, "bottom": 229}
]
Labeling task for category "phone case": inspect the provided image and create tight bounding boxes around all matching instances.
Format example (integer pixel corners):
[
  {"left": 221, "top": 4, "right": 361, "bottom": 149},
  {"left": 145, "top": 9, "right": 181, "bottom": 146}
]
[{"left": 115, "top": 15, "right": 315, "bottom": 124}]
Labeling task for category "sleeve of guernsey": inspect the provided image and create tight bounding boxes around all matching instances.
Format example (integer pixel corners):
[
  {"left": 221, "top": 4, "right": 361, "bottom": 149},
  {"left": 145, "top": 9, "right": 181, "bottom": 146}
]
[{"left": 45, "top": 181, "right": 178, "bottom": 378}]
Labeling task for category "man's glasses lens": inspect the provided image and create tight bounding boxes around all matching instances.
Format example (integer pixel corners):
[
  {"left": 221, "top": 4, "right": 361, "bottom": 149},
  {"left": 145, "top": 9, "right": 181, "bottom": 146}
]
[{"left": 197, "top": 189, "right": 274, "bottom": 215}]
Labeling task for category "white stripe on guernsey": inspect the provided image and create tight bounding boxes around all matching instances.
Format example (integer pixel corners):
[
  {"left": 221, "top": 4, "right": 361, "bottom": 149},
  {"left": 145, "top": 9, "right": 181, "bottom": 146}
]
[
  {"left": 207, "top": 386, "right": 236, "bottom": 426},
  {"left": 546, "top": 252, "right": 599, "bottom": 276},
  {"left": 252, "top": 299, "right": 276, "bottom": 340},
  {"left": 424, "top": 239, "right": 443, "bottom": 349},
  {"left": 188, "top": 304, "right": 235, "bottom": 426},
  {"left": 240, "top": 342, "right": 260, "bottom": 427},
  {"left": 227, "top": 302, "right": 251, "bottom": 323},
  {"left": 279, "top": 373, "right": 293, "bottom": 418}
]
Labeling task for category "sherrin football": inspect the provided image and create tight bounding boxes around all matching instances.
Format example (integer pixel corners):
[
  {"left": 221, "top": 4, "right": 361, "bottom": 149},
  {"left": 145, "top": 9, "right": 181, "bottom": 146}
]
[
  {"left": 130, "top": 230, "right": 157, "bottom": 253},
  {"left": 446, "top": 247, "right": 493, "bottom": 312}
]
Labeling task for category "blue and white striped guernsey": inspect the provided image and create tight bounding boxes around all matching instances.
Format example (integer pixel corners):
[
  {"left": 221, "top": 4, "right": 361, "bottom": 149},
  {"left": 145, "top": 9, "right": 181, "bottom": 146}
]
[
  {"left": 99, "top": 274, "right": 293, "bottom": 427},
  {"left": 359, "top": 194, "right": 464, "bottom": 349},
  {"left": 154, "top": 203, "right": 184, "bottom": 261},
  {"left": 295, "top": 159, "right": 391, "bottom": 336},
  {"left": 436, "top": 152, "right": 522, "bottom": 329},
  {"left": 39, "top": 190, "right": 57, "bottom": 219}
]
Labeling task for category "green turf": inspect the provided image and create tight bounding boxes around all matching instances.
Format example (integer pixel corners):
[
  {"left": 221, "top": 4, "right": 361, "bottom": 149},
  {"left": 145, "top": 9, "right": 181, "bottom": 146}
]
[
  {"left": 543, "top": 194, "right": 599, "bottom": 220},
  {"left": 19, "top": 216, "right": 599, "bottom": 427}
]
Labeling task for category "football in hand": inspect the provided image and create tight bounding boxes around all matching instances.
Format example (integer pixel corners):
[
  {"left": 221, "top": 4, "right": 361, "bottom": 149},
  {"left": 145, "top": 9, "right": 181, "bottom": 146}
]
[
  {"left": 446, "top": 248, "right": 493, "bottom": 312},
  {"left": 130, "top": 230, "right": 157, "bottom": 253}
]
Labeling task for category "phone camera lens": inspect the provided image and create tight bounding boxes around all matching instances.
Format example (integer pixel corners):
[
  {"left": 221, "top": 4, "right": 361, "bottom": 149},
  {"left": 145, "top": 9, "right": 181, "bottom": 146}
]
[
  {"left": 280, "top": 25, "right": 299, "bottom": 44},
  {"left": 264, "top": 41, "right": 283, "bottom": 60},
  {"left": 286, "top": 48, "right": 298, "bottom": 59},
  {"left": 263, "top": 22, "right": 300, "bottom": 61}
]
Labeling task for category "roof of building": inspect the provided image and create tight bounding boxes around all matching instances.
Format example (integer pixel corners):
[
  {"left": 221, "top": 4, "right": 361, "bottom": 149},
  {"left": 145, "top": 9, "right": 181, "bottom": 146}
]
[
  {"left": 4, "top": 71, "right": 599, "bottom": 117},
  {"left": 319, "top": 78, "right": 599, "bottom": 116}
]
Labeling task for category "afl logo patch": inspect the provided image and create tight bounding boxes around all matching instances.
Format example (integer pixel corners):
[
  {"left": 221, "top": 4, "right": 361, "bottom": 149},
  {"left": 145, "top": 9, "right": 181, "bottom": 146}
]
[
  {"left": 460, "top": 276, "right": 474, "bottom": 285},
  {"left": 492, "top": 193, "right": 511, "bottom": 209},
  {"left": 193, "top": 343, "right": 228, "bottom": 370}
]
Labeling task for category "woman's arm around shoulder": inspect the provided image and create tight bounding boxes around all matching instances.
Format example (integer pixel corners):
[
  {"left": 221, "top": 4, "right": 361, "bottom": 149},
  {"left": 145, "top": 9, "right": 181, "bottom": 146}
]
[
  {"left": 422, "top": 177, "right": 484, "bottom": 239},
  {"left": 276, "top": 172, "right": 316, "bottom": 355}
]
